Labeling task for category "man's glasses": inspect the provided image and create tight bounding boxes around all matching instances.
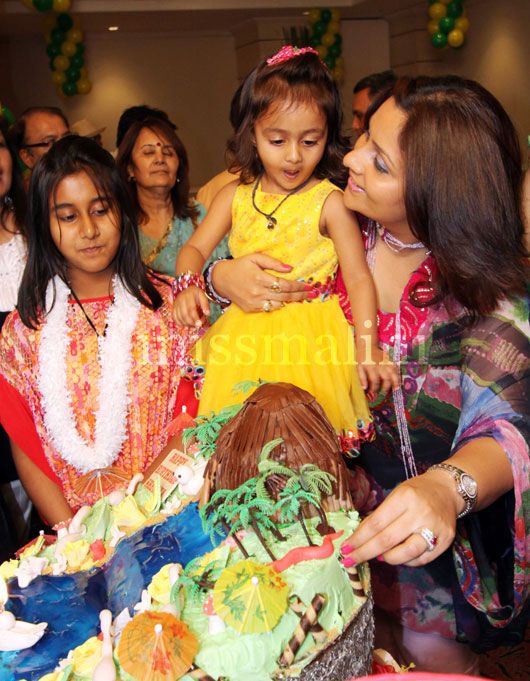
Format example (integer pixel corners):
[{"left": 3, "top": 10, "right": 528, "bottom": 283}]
[{"left": 23, "top": 133, "right": 70, "bottom": 150}]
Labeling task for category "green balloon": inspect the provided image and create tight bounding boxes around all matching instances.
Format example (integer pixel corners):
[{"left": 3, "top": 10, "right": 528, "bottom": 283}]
[
  {"left": 309, "top": 36, "right": 320, "bottom": 48},
  {"left": 62, "top": 80, "right": 78, "bottom": 96},
  {"left": 439, "top": 16, "right": 455, "bottom": 34},
  {"left": 34, "top": 0, "right": 53, "bottom": 11},
  {"left": 328, "top": 43, "right": 341, "bottom": 58},
  {"left": 66, "top": 66, "right": 81, "bottom": 82},
  {"left": 333, "top": 33, "right": 342, "bottom": 45},
  {"left": 51, "top": 28, "right": 66, "bottom": 45},
  {"left": 312, "top": 20, "right": 326, "bottom": 38},
  {"left": 70, "top": 54, "right": 84, "bottom": 69},
  {"left": 57, "top": 13, "right": 74, "bottom": 32},
  {"left": 46, "top": 42, "right": 61, "bottom": 59},
  {"left": 321, "top": 9, "right": 332, "bottom": 23},
  {"left": 75, "top": 43, "right": 85, "bottom": 56},
  {"left": 324, "top": 55, "right": 336, "bottom": 70},
  {"left": 431, "top": 31, "right": 448, "bottom": 49},
  {"left": 447, "top": 1, "right": 463, "bottom": 18}
]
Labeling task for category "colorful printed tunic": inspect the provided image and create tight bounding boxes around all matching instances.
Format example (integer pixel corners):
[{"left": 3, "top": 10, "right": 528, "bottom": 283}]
[
  {"left": 0, "top": 276, "right": 196, "bottom": 511},
  {"left": 336, "top": 222, "right": 529, "bottom": 650}
]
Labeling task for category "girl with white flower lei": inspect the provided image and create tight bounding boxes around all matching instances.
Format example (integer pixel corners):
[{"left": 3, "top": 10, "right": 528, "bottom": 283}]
[{"left": 0, "top": 136, "right": 197, "bottom": 526}]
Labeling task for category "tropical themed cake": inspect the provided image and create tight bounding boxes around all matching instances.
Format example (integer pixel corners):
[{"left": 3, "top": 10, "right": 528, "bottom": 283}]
[{"left": 0, "top": 382, "right": 373, "bottom": 681}]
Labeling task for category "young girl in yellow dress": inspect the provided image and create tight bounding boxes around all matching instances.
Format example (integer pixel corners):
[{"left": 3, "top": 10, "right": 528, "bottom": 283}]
[{"left": 174, "top": 46, "right": 398, "bottom": 452}]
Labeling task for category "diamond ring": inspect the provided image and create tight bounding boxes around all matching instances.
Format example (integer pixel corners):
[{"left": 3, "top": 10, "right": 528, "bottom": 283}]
[
  {"left": 269, "top": 279, "right": 282, "bottom": 293},
  {"left": 262, "top": 300, "right": 272, "bottom": 312},
  {"left": 417, "top": 527, "right": 438, "bottom": 552}
]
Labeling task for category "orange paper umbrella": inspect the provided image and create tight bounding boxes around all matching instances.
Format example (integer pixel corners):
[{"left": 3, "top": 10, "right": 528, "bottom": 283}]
[
  {"left": 213, "top": 559, "right": 289, "bottom": 634},
  {"left": 165, "top": 405, "right": 196, "bottom": 437},
  {"left": 73, "top": 466, "right": 130, "bottom": 505},
  {"left": 116, "top": 611, "right": 198, "bottom": 681}
]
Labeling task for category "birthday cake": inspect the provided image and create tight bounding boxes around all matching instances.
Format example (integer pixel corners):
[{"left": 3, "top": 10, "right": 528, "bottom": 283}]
[{"left": 0, "top": 383, "right": 374, "bottom": 681}]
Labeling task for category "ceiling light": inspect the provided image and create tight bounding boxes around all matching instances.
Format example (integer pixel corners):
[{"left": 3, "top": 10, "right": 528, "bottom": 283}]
[{"left": 108, "top": 26, "right": 119, "bottom": 32}]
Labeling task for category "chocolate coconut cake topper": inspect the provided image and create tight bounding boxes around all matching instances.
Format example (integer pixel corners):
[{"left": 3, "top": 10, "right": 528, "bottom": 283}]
[{"left": 201, "top": 382, "right": 355, "bottom": 514}]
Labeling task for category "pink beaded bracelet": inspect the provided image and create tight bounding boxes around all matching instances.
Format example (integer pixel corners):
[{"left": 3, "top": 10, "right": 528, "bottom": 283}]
[{"left": 173, "top": 271, "right": 205, "bottom": 295}]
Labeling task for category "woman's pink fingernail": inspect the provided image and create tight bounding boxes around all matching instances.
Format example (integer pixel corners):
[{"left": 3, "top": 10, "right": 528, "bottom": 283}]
[
  {"left": 341, "top": 543, "right": 353, "bottom": 554},
  {"left": 341, "top": 556, "right": 356, "bottom": 568},
  {"left": 307, "top": 291, "right": 318, "bottom": 299},
  {"left": 303, "top": 284, "right": 314, "bottom": 291},
  {"left": 376, "top": 554, "right": 385, "bottom": 562},
  {"left": 281, "top": 263, "right": 292, "bottom": 270}
]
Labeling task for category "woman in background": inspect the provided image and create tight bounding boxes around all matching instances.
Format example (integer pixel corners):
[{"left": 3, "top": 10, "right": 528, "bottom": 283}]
[{"left": 117, "top": 118, "right": 229, "bottom": 320}]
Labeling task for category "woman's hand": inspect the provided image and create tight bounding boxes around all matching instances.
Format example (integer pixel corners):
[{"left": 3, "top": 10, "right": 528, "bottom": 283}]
[
  {"left": 357, "top": 345, "right": 400, "bottom": 395},
  {"left": 341, "top": 469, "right": 461, "bottom": 568},
  {"left": 211, "top": 253, "right": 311, "bottom": 312},
  {"left": 173, "top": 287, "right": 210, "bottom": 327}
]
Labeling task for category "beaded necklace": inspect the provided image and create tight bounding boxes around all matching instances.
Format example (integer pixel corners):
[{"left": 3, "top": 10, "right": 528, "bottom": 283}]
[{"left": 366, "top": 220, "right": 428, "bottom": 479}]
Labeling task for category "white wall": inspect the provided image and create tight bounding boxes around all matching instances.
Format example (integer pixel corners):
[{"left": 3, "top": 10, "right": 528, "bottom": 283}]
[
  {"left": 341, "top": 18, "right": 391, "bottom": 126},
  {"left": 7, "top": 30, "right": 238, "bottom": 187}
]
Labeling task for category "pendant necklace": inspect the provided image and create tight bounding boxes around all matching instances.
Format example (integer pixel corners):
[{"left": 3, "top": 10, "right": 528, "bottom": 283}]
[{"left": 251, "top": 173, "right": 313, "bottom": 230}]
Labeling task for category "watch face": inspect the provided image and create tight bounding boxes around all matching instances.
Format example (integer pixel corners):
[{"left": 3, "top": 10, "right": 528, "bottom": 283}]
[{"left": 461, "top": 474, "right": 478, "bottom": 498}]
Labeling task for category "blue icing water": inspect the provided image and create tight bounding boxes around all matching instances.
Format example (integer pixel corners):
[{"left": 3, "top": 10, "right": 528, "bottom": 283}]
[{"left": 0, "top": 503, "right": 212, "bottom": 681}]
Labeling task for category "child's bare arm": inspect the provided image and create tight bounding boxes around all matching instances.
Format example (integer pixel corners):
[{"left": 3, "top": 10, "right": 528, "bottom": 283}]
[
  {"left": 322, "top": 192, "right": 399, "bottom": 393},
  {"left": 174, "top": 182, "right": 236, "bottom": 326}
]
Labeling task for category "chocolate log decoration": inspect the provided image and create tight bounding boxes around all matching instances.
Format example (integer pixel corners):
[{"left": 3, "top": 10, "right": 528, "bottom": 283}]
[
  {"left": 279, "top": 593, "right": 327, "bottom": 667},
  {"left": 289, "top": 595, "right": 328, "bottom": 645},
  {"left": 344, "top": 563, "right": 366, "bottom": 601}
]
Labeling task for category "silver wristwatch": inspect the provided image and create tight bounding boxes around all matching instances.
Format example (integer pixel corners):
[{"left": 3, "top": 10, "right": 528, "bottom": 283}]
[{"left": 428, "top": 463, "right": 478, "bottom": 519}]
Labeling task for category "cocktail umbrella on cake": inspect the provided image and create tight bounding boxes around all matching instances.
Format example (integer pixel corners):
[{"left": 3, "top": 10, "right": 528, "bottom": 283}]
[
  {"left": 73, "top": 466, "right": 131, "bottom": 506},
  {"left": 212, "top": 559, "right": 289, "bottom": 634},
  {"left": 116, "top": 610, "right": 198, "bottom": 681}
]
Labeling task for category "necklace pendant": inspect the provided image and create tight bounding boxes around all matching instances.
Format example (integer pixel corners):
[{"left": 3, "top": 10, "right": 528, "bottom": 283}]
[{"left": 266, "top": 216, "right": 277, "bottom": 230}]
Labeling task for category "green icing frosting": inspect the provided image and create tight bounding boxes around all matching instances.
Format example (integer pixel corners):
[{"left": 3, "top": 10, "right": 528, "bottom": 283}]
[{"left": 180, "top": 510, "right": 364, "bottom": 681}]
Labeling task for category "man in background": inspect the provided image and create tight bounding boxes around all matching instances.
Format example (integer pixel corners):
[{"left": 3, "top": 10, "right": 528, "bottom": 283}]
[
  {"left": 352, "top": 70, "right": 396, "bottom": 139},
  {"left": 12, "top": 106, "right": 69, "bottom": 174}
]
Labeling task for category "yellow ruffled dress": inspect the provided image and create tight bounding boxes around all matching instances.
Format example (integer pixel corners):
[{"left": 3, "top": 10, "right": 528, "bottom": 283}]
[{"left": 192, "top": 178, "right": 373, "bottom": 450}]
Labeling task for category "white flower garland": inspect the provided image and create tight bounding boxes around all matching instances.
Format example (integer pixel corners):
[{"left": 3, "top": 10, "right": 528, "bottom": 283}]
[{"left": 38, "top": 275, "right": 141, "bottom": 473}]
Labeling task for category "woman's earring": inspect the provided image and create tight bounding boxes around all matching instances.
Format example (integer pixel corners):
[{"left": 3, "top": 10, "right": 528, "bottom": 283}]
[
  {"left": 128, "top": 175, "right": 135, "bottom": 183},
  {"left": 176, "top": 178, "right": 180, "bottom": 183}
]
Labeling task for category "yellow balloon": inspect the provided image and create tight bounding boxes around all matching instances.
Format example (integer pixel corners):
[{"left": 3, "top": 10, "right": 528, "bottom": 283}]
[
  {"left": 308, "top": 8, "right": 321, "bottom": 24},
  {"left": 447, "top": 28, "right": 465, "bottom": 48},
  {"left": 76, "top": 78, "right": 92, "bottom": 95},
  {"left": 335, "top": 56, "right": 344, "bottom": 69},
  {"left": 316, "top": 44, "right": 328, "bottom": 59},
  {"left": 333, "top": 66, "right": 344, "bottom": 83},
  {"left": 330, "top": 8, "right": 340, "bottom": 22},
  {"left": 53, "top": 55, "right": 69, "bottom": 71},
  {"left": 328, "top": 20, "right": 340, "bottom": 35},
  {"left": 427, "top": 19, "right": 441, "bottom": 35},
  {"left": 80, "top": 66, "right": 88, "bottom": 78},
  {"left": 67, "top": 27, "right": 83, "bottom": 43},
  {"left": 53, "top": 0, "right": 71, "bottom": 11},
  {"left": 322, "top": 31, "right": 335, "bottom": 47},
  {"left": 61, "top": 40, "right": 77, "bottom": 57},
  {"left": 51, "top": 70, "right": 66, "bottom": 86},
  {"left": 429, "top": 3, "right": 447, "bottom": 21},
  {"left": 454, "top": 16, "right": 470, "bottom": 33},
  {"left": 21, "top": 0, "right": 34, "bottom": 10}
]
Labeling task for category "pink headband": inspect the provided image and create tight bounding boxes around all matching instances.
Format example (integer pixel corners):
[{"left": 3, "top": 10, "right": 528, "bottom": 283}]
[{"left": 266, "top": 45, "right": 320, "bottom": 67}]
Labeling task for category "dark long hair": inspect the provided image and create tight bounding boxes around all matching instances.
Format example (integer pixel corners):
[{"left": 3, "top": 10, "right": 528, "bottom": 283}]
[
  {"left": 0, "top": 118, "right": 26, "bottom": 234},
  {"left": 18, "top": 135, "right": 163, "bottom": 329},
  {"left": 366, "top": 75, "right": 527, "bottom": 316},
  {"left": 227, "top": 50, "right": 349, "bottom": 187},
  {"left": 116, "top": 117, "right": 199, "bottom": 226}
]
